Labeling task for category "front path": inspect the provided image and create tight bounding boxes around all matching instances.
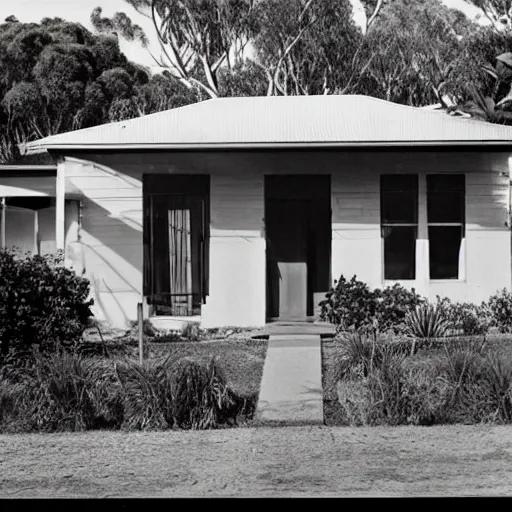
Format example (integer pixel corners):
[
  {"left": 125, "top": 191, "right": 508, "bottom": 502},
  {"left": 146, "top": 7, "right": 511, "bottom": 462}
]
[
  {"left": 255, "top": 335, "right": 324, "bottom": 425},
  {"left": 1, "top": 425, "right": 512, "bottom": 497}
]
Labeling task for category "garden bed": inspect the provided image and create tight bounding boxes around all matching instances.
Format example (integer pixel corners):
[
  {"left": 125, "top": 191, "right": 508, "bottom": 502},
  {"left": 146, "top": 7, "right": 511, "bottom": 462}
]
[
  {"left": 322, "top": 334, "right": 512, "bottom": 427},
  {"left": 0, "top": 337, "right": 268, "bottom": 434}
]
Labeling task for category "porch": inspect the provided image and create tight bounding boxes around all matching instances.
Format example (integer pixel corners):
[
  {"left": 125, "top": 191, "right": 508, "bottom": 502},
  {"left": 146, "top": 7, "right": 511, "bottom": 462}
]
[{"left": 0, "top": 164, "right": 80, "bottom": 258}]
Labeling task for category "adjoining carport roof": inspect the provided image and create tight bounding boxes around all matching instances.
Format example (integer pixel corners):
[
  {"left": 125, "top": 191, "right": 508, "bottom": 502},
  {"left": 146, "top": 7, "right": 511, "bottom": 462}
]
[{"left": 23, "top": 95, "right": 512, "bottom": 154}]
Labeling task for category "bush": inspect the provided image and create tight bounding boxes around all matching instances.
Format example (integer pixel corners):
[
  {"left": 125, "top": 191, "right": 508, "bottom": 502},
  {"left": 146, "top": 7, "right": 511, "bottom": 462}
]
[
  {"left": 172, "top": 357, "right": 242, "bottom": 429},
  {"left": 319, "top": 275, "right": 376, "bottom": 331},
  {"left": 335, "top": 334, "right": 512, "bottom": 426},
  {"left": 403, "top": 303, "right": 449, "bottom": 348},
  {"left": 436, "top": 297, "right": 492, "bottom": 336},
  {"left": 319, "top": 275, "right": 423, "bottom": 333},
  {"left": 0, "top": 248, "right": 94, "bottom": 358},
  {"left": 488, "top": 289, "right": 512, "bottom": 333},
  {"left": 115, "top": 357, "right": 173, "bottom": 430},
  {"left": 0, "top": 352, "right": 123, "bottom": 432},
  {"left": 0, "top": 352, "right": 251, "bottom": 433}
]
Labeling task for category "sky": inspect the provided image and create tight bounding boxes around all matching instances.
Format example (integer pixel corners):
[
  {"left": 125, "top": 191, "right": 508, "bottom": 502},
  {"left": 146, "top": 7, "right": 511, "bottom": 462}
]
[{"left": 0, "top": 0, "right": 489, "bottom": 70}]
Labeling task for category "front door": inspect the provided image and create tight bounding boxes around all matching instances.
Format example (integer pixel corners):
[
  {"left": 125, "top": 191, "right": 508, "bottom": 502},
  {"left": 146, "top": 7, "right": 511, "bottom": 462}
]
[{"left": 265, "top": 175, "right": 331, "bottom": 321}]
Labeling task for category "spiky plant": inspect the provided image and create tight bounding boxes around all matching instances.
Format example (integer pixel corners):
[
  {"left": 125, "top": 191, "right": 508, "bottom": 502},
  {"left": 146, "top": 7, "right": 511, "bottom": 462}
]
[
  {"left": 340, "top": 332, "right": 380, "bottom": 378},
  {"left": 172, "top": 356, "right": 236, "bottom": 429},
  {"left": 115, "top": 356, "right": 174, "bottom": 430},
  {"left": 404, "top": 304, "right": 449, "bottom": 355}
]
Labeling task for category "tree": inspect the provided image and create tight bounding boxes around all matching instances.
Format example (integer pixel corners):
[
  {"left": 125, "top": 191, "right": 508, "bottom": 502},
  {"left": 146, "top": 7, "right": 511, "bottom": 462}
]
[
  {"left": 252, "top": 0, "right": 362, "bottom": 95},
  {"left": 0, "top": 17, "right": 155, "bottom": 162},
  {"left": 466, "top": 0, "right": 512, "bottom": 31},
  {"left": 91, "top": 1, "right": 258, "bottom": 98},
  {"left": 352, "top": 0, "right": 480, "bottom": 107}
]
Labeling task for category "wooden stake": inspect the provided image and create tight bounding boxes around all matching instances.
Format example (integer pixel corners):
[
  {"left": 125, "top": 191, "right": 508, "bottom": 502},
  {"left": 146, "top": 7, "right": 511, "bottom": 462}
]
[{"left": 137, "top": 302, "right": 144, "bottom": 365}]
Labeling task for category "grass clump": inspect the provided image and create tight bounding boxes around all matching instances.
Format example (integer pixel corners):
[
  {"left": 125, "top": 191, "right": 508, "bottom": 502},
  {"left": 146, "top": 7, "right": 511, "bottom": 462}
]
[
  {"left": 0, "top": 350, "right": 256, "bottom": 433},
  {"left": 332, "top": 332, "right": 512, "bottom": 427}
]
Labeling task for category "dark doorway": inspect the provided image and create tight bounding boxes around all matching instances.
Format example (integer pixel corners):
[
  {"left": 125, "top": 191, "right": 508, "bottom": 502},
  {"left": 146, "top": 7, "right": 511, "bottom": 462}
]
[{"left": 265, "top": 175, "right": 331, "bottom": 321}]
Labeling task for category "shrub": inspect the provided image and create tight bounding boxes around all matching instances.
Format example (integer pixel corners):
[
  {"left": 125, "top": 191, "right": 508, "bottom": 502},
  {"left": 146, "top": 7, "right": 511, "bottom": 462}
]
[
  {"left": 0, "top": 352, "right": 251, "bottom": 433},
  {"left": 115, "top": 357, "right": 173, "bottom": 430},
  {"left": 319, "top": 275, "right": 423, "bottom": 333},
  {"left": 172, "top": 356, "right": 240, "bottom": 429},
  {"left": 373, "top": 284, "right": 424, "bottom": 333},
  {"left": 488, "top": 288, "right": 512, "bottom": 333},
  {"left": 0, "top": 352, "right": 123, "bottom": 433},
  {"left": 436, "top": 297, "right": 492, "bottom": 336},
  {"left": 319, "top": 275, "right": 376, "bottom": 331},
  {"left": 180, "top": 323, "right": 202, "bottom": 342},
  {"left": 0, "top": 248, "right": 94, "bottom": 358},
  {"left": 335, "top": 334, "right": 512, "bottom": 426},
  {"left": 404, "top": 303, "right": 449, "bottom": 354}
]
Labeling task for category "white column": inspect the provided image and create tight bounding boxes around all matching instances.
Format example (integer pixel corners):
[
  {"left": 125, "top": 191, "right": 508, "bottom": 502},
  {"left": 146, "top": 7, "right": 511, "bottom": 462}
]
[
  {"left": 33, "top": 210, "right": 39, "bottom": 255},
  {"left": 415, "top": 173, "right": 429, "bottom": 298},
  {"left": 56, "top": 161, "right": 66, "bottom": 252},
  {"left": 1, "top": 198, "right": 5, "bottom": 249},
  {"left": 508, "top": 157, "right": 512, "bottom": 229}
]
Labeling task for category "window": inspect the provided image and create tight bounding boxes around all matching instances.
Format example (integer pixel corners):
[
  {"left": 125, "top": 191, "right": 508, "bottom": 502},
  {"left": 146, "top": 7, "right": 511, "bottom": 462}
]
[
  {"left": 427, "top": 174, "right": 465, "bottom": 280},
  {"left": 380, "top": 175, "right": 418, "bottom": 280},
  {"left": 143, "top": 175, "right": 210, "bottom": 316}
]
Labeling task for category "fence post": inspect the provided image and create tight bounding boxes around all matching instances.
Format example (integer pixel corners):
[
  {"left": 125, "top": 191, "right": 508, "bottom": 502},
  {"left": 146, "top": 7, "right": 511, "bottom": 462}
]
[{"left": 137, "top": 302, "right": 144, "bottom": 365}]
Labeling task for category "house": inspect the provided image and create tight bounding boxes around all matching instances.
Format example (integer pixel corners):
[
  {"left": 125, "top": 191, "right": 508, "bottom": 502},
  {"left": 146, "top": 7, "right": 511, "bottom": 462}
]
[{"left": 3, "top": 94, "right": 512, "bottom": 330}]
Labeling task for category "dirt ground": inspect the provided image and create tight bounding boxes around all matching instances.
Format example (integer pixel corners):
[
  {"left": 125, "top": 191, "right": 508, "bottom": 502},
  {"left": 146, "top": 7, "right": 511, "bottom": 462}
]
[{"left": 1, "top": 425, "right": 512, "bottom": 497}]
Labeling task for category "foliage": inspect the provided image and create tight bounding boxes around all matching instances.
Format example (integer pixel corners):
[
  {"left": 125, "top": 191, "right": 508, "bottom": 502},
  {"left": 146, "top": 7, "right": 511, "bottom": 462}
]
[
  {"left": 0, "top": 352, "right": 253, "bottom": 433},
  {"left": 0, "top": 17, "right": 201, "bottom": 162},
  {"left": 0, "top": 352, "right": 123, "bottom": 432},
  {"left": 435, "top": 296, "right": 493, "bottom": 335},
  {"left": 115, "top": 357, "right": 173, "bottom": 429},
  {"left": 488, "top": 288, "right": 512, "bottom": 333},
  {"left": 319, "top": 274, "right": 423, "bottom": 333},
  {"left": 373, "top": 284, "right": 424, "bottom": 333},
  {"left": 253, "top": 0, "right": 362, "bottom": 95},
  {"left": 0, "top": 248, "right": 94, "bottom": 359},
  {"left": 319, "top": 275, "right": 377, "bottom": 331},
  {"left": 91, "top": 1, "right": 258, "bottom": 98},
  {"left": 172, "top": 357, "right": 241, "bottom": 429},
  {"left": 403, "top": 304, "right": 449, "bottom": 356},
  {"left": 335, "top": 334, "right": 512, "bottom": 426}
]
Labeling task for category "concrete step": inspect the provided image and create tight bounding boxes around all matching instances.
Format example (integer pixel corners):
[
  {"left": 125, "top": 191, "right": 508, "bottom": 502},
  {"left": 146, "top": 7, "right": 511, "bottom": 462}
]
[{"left": 255, "top": 334, "right": 324, "bottom": 426}]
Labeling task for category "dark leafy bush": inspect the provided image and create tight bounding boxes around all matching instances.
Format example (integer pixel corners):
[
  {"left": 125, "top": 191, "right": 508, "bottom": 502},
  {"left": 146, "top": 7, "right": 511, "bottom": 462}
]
[
  {"left": 319, "top": 275, "right": 423, "bottom": 333},
  {"left": 488, "top": 289, "right": 512, "bottom": 333},
  {"left": 0, "top": 248, "right": 94, "bottom": 358},
  {"left": 436, "top": 297, "right": 492, "bottom": 336},
  {"left": 319, "top": 275, "right": 376, "bottom": 331},
  {"left": 374, "top": 284, "right": 424, "bottom": 333}
]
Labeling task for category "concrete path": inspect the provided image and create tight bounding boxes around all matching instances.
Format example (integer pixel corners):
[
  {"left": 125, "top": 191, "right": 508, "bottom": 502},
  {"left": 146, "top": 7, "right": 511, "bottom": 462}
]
[
  {"left": 251, "top": 321, "right": 336, "bottom": 338},
  {"left": 255, "top": 334, "right": 324, "bottom": 426}
]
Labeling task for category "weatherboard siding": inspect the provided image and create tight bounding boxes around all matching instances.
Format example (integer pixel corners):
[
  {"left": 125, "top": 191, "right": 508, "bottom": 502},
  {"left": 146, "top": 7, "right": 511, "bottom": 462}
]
[{"left": 61, "top": 150, "right": 511, "bottom": 329}]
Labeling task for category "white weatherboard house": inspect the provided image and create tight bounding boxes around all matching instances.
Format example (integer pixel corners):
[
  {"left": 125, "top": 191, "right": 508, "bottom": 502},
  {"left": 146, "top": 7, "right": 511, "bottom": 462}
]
[{"left": 2, "top": 95, "right": 512, "bottom": 330}]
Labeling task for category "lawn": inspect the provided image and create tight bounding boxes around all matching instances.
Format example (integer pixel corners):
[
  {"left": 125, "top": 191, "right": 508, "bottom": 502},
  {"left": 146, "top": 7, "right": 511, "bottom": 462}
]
[{"left": 82, "top": 324, "right": 268, "bottom": 399}]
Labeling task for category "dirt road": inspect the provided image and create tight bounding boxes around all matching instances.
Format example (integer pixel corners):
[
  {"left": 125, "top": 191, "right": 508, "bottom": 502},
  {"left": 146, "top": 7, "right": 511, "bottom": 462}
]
[{"left": 1, "top": 425, "right": 512, "bottom": 497}]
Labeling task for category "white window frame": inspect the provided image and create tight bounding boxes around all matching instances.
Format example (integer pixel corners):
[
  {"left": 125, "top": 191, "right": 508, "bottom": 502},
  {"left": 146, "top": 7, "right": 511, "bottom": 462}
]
[{"left": 381, "top": 173, "right": 467, "bottom": 293}]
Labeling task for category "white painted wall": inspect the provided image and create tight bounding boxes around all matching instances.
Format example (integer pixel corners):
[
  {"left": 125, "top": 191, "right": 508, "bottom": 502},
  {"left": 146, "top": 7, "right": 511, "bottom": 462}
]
[{"left": 58, "top": 149, "right": 512, "bottom": 329}]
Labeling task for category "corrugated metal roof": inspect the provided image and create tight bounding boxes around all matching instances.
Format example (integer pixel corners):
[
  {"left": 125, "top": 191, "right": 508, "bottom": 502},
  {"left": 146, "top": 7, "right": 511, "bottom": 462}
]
[{"left": 24, "top": 95, "right": 512, "bottom": 153}]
